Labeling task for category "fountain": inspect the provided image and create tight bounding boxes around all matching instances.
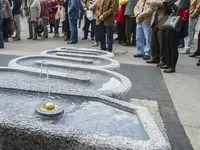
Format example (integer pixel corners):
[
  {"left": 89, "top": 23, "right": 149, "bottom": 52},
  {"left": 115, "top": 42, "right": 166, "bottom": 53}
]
[{"left": 40, "top": 46, "right": 115, "bottom": 58}]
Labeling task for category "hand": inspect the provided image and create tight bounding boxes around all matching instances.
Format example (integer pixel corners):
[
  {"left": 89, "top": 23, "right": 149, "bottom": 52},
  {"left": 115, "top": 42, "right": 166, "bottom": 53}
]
[
  {"left": 137, "top": 15, "right": 143, "bottom": 21},
  {"left": 99, "top": 15, "right": 104, "bottom": 21},
  {"left": 146, "top": 1, "right": 151, "bottom": 5}
]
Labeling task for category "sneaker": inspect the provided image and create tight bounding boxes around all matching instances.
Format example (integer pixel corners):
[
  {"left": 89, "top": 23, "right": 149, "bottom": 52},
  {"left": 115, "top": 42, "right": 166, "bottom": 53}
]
[
  {"left": 92, "top": 42, "right": 99, "bottom": 47},
  {"left": 180, "top": 48, "right": 190, "bottom": 54}
]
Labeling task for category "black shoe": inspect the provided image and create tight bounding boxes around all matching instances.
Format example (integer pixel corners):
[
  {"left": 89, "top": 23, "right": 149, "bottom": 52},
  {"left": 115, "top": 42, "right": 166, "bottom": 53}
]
[
  {"left": 157, "top": 62, "right": 165, "bottom": 68},
  {"left": 49, "top": 31, "right": 53, "bottom": 33},
  {"left": 32, "top": 38, "right": 37, "bottom": 40},
  {"left": 189, "top": 51, "right": 200, "bottom": 57},
  {"left": 115, "top": 37, "right": 119, "bottom": 41},
  {"left": 27, "top": 37, "right": 33, "bottom": 40},
  {"left": 134, "top": 54, "right": 145, "bottom": 58},
  {"left": 164, "top": 68, "right": 176, "bottom": 73},
  {"left": 146, "top": 58, "right": 159, "bottom": 64},
  {"left": 67, "top": 41, "right": 76, "bottom": 44},
  {"left": 123, "top": 43, "right": 132, "bottom": 47},
  {"left": 4, "top": 39, "right": 8, "bottom": 42},
  {"left": 82, "top": 37, "right": 87, "bottom": 40},
  {"left": 143, "top": 55, "right": 151, "bottom": 60},
  {"left": 91, "top": 37, "right": 94, "bottom": 41},
  {"left": 44, "top": 36, "right": 48, "bottom": 38},
  {"left": 160, "top": 65, "right": 170, "bottom": 69},
  {"left": 197, "top": 59, "right": 200, "bottom": 66}
]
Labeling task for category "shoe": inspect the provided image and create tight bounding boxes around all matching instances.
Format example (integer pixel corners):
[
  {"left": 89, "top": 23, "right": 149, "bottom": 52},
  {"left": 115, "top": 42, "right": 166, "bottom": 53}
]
[
  {"left": 27, "top": 37, "right": 33, "bottom": 40},
  {"left": 91, "top": 38, "right": 94, "bottom": 41},
  {"left": 53, "top": 35, "right": 56, "bottom": 37},
  {"left": 146, "top": 58, "right": 159, "bottom": 64},
  {"left": 157, "top": 62, "right": 165, "bottom": 68},
  {"left": 143, "top": 55, "right": 151, "bottom": 60},
  {"left": 4, "top": 39, "right": 8, "bottom": 42},
  {"left": 49, "top": 31, "right": 53, "bottom": 33},
  {"left": 119, "top": 41, "right": 124, "bottom": 45},
  {"left": 123, "top": 43, "right": 132, "bottom": 47},
  {"left": 134, "top": 54, "right": 145, "bottom": 58},
  {"left": 13, "top": 37, "right": 21, "bottom": 41},
  {"left": 160, "top": 65, "right": 170, "bottom": 69},
  {"left": 82, "top": 37, "right": 87, "bottom": 40},
  {"left": 197, "top": 59, "right": 200, "bottom": 66},
  {"left": 115, "top": 37, "right": 119, "bottom": 41},
  {"left": 164, "top": 68, "right": 175, "bottom": 73},
  {"left": 180, "top": 49, "right": 190, "bottom": 54},
  {"left": 189, "top": 51, "right": 200, "bottom": 57},
  {"left": 67, "top": 41, "right": 76, "bottom": 44},
  {"left": 32, "top": 38, "right": 37, "bottom": 40},
  {"left": 44, "top": 36, "right": 48, "bottom": 38},
  {"left": 92, "top": 42, "right": 99, "bottom": 47},
  {"left": 178, "top": 44, "right": 184, "bottom": 48},
  {"left": 64, "top": 37, "right": 70, "bottom": 41}
]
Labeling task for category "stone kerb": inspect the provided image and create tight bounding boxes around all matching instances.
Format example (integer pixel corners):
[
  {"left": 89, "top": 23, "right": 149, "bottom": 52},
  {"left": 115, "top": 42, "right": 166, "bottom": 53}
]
[{"left": 43, "top": 46, "right": 115, "bottom": 58}]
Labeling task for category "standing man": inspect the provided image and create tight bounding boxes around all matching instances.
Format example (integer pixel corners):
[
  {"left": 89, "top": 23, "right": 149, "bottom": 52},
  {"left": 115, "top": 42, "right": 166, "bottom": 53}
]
[
  {"left": 0, "top": 0, "right": 4, "bottom": 48},
  {"left": 12, "top": 0, "right": 22, "bottom": 41},
  {"left": 27, "top": 0, "right": 41, "bottom": 40},
  {"left": 96, "top": 0, "right": 118, "bottom": 52},
  {"left": 40, "top": 0, "right": 49, "bottom": 38},
  {"left": 68, "top": 0, "right": 83, "bottom": 44},
  {"left": 134, "top": 0, "right": 153, "bottom": 60},
  {"left": 82, "top": 0, "right": 95, "bottom": 40},
  {"left": 180, "top": 0, "right": 200, "bottom": 54},
  {"left": 146, "top": 0, "right": 167, "bottom": 64},
  {"left": 124, "top": 0, "right": 138, "bottom": 46}
]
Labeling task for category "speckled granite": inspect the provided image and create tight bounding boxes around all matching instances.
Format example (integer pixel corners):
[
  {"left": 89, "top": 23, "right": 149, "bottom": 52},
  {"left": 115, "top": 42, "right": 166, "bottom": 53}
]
[
  {"left": 0, "top": 67, "right": 131, "bottom": 100},
  {"left": 43, "top": 46, "right": 115, "bottom": 58},
  {"left": 0, "top": 88, "right": 170, "bottom": 150}
]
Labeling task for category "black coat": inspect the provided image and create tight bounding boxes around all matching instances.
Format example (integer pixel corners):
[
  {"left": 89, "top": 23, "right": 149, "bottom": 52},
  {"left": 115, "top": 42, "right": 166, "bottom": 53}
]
[{"left": 12, "top": 0, "right": 22, "bottom": 15}]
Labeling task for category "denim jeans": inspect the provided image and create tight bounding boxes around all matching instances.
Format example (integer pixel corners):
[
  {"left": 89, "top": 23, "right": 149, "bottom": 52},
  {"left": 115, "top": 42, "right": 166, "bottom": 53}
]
[
  {"left": 69, "top": 18, "right": 78, "bottom": 42},
  {"left": 54, "top": 19, "right": 60, "bottom": 34},
  {"left": 136, "top": 22, "right": 152, "bottom": 56},
  {"left": 184, "top": 17, "right": 199, "bottom": 50},
  {"left": 97, "top": 22, "right": 113, "bottom": 52}
]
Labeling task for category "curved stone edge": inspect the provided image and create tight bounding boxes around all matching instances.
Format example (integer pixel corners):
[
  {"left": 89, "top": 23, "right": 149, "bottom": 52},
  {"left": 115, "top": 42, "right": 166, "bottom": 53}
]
[
  {"left": 0, "top": 65, "right": 131, "bottom": 100},
  {"left": 8, "top": 55, "right": 120, "bottom": 71},
  {"left": 53, "top": 46, "right": 115, "bottom": 58},
  {"left": 0, "top": 94, "right": 170, "bottom": 150}
]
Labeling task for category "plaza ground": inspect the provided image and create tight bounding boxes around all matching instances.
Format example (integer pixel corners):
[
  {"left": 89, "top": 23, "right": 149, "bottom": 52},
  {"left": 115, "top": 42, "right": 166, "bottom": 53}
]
[{"left": 0, "top": 18, "right": 200, "bottom": 150}]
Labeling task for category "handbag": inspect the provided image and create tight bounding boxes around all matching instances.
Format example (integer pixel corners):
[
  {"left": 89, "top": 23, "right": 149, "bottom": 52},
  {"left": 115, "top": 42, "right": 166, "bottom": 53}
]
[
  {"left": 161, "top": 15, "right": 182, "bottom": 31},
  {"left": 37, "top": 19, "right": 44, "bottom": 34},
  {"left": 86, "top": 10, "right": 93, "bottom": 21}
]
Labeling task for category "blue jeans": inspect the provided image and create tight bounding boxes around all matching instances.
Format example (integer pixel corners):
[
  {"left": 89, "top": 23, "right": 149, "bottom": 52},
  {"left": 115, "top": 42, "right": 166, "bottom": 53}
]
[
  {"left": 136, "top": 22, "right": 152, "bottom": 56},
  {"left": 184, "top": 17, "right": 199, "bottom": 50},
  {"left": 69, "top": 18, "right": 78, "bottom": 42},
  {"left": 97, "top": 22, "right": 113, "bottom": 52}
]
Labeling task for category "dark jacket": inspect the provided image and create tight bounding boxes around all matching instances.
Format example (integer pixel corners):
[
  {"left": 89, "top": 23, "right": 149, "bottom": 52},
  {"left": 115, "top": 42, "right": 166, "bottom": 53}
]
[{"left": 12, "top": 0, "right": 22, "bottom": 15}]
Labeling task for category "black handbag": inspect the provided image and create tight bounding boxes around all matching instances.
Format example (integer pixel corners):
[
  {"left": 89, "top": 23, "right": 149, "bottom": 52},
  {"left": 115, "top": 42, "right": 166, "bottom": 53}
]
[{"left": 161, "top": 15, "right": 182, "bottom": 31}]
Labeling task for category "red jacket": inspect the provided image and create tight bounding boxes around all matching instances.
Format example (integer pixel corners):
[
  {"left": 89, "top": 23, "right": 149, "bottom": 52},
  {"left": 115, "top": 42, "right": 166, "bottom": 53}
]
[
  {"left": 116, "top": 5, "right": 126, "bottom": 24},
  {"left": 40, "top": 0, "right": 49, "bottom": 18}
]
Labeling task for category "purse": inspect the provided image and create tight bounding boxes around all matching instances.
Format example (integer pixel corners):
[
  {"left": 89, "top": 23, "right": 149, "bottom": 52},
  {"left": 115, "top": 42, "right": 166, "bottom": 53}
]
[{"left": 161, "top": 15, "right": 182, "bottom": 31}]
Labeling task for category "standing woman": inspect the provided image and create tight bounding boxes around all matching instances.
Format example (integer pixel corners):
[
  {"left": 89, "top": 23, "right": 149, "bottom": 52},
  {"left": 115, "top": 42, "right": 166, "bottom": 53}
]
[
  {"left": 0, "top": 0, "right": 4, "bottom": 48},
  {"left": 49, "top": 0, "right": 57, "bottom": 33},
  {"left": 2, "top": 0, "right": 12, "bottom": 42},
  {"left": 163, "top": 0, "right": 190, "bottom": 73}
]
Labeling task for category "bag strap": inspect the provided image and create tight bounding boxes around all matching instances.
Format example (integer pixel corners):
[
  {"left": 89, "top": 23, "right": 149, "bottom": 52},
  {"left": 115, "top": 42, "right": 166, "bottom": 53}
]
[{"left": 141, "top": 0, "right": 147, "bottom": 12}]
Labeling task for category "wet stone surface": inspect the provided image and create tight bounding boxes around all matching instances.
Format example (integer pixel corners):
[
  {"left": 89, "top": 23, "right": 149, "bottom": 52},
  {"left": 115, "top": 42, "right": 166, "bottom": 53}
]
[{"left": 0, "top": 89, "right": 148, "bottom": 140}]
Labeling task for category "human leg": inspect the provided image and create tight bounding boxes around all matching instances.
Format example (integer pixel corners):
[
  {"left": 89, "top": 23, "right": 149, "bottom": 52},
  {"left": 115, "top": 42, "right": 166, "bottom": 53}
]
[
  {"left": 106, "top": 25, "right": 114, "bottom": 52},
  {"left": 142, "top": 23, "right": 152, "bottom": 57},
  {"left": 135, "top": 22, "right": 145, "bottom": 56}
]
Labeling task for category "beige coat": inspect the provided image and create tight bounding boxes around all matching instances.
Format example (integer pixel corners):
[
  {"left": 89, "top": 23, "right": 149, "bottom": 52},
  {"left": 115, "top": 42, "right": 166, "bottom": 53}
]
[
  {"left": 190, "top": 0, "right": 200, "bottom": 19},
  {"left": 134, "top": 0, "right": 153, "bottom": 24},
  {"left": 149, "top": 0, "right": 166, "bottom": 28},
  {"left": 28, "top": 0, "right": 41, "bottom": 22}
]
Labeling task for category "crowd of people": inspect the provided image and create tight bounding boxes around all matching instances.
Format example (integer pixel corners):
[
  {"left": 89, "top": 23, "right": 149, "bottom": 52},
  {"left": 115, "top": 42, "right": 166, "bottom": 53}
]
[{"left": 0, "top": 0, "right": 199, "bottom": 73}]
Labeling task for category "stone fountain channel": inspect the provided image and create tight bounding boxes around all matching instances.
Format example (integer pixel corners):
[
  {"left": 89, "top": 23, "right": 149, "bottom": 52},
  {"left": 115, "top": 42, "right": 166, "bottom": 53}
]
[
  {"left": 8, "top": 55, "right": 130, "bottom": 99},
  {"left": 0, "top": 88, "right": 170, "bottom": 150},
  {"left": 40, "top": 46, "right": 115, "bottom": 58}
]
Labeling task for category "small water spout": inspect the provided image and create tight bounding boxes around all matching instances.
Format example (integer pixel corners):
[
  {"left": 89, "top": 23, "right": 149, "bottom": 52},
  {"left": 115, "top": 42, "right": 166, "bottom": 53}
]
[{"left": 37, "top": 60, "right": 51, "bottom": 100}]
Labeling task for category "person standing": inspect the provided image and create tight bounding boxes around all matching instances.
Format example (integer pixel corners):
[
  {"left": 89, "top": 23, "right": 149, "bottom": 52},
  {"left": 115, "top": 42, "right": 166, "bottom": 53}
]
[
  {"left": 96, "top": 0, "right": 118, "bottom": 52},
  {"left": 12, "top": 0, "right": 22, "bottom": 41},
  {"left": 63, "top": 0, "right": 70, "bottom": 41},
  {"left": 2, "top": 0, "right": 12, "bottom": 42},
  {"left": 196, "top": 30, "right": 200, "bottom": 66},
  {"left": 146, "top": 0, "right": 167, "bottom": 64},
  {"left": 0, "top": 0, "right": 4, "bottom": 48},
  {"left": 124, "top": 0, "right": 138, "bottom": 46},
  {"left": 27, "top": 0, "right": 41, "bottom": 40},
  {"left": 180, "top": 0, "right": 200, "bottom": 54},
  {"left": 40, "top": 0, "right": 49, "bottom": 38},
  {"left": 49, "top": 0, "right": 57, "bottom": 33},
  {"left": 82, "top": 0, "right": 95, "bottom": 40},
  {"left": 134, "top": 0, "right": 153, "bottom": 60},
  {"left": 54, "top": 1, "right": 62, "bottom": 37},
  {"left": 68, "top": 0, "right": 83, "bottom": 44},
  {"left": 89, "top": 0, "right": 99, "bottom": 46}
]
